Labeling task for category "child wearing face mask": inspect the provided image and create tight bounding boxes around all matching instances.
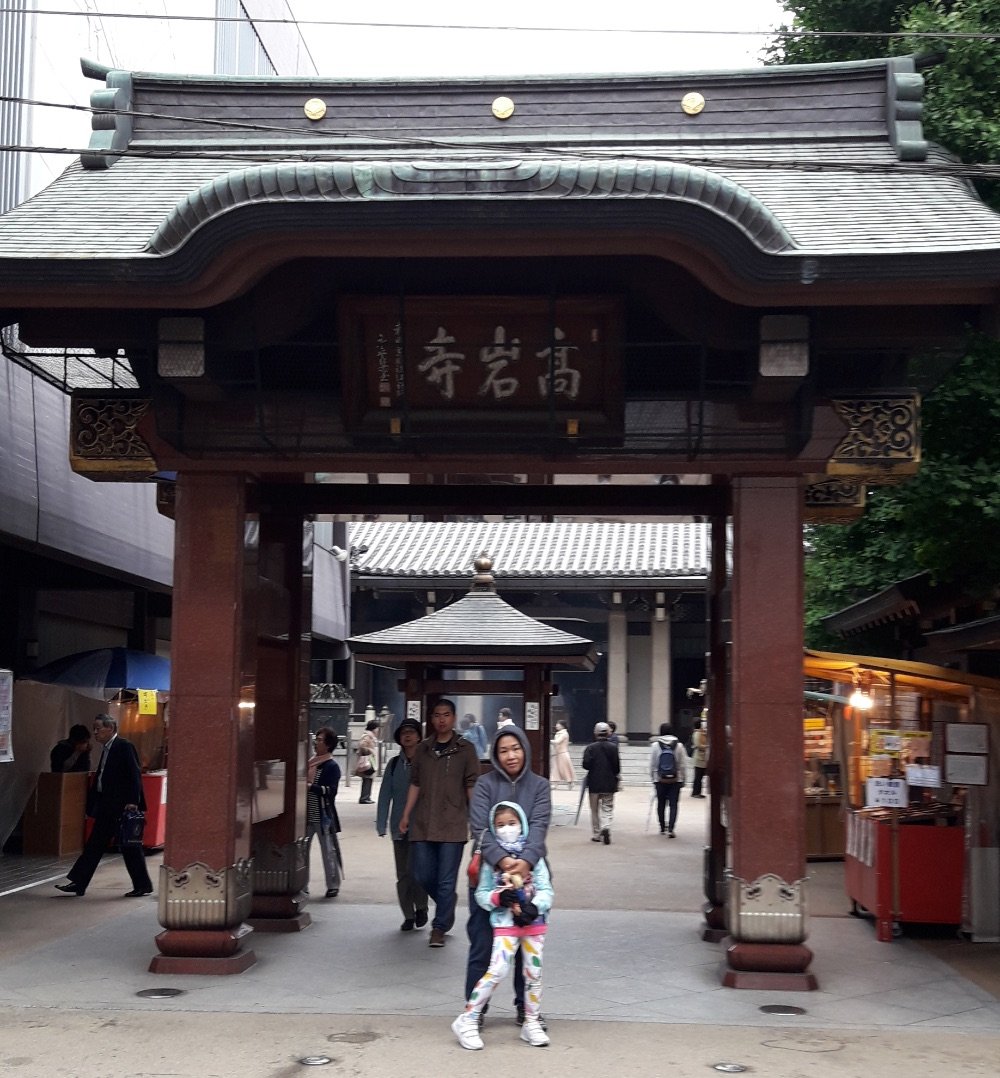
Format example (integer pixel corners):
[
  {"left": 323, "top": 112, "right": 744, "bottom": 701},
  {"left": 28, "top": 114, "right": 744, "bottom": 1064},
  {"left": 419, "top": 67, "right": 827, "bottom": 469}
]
[{"left": 451, "top": 801, "right": 554, "bottom": 1051}]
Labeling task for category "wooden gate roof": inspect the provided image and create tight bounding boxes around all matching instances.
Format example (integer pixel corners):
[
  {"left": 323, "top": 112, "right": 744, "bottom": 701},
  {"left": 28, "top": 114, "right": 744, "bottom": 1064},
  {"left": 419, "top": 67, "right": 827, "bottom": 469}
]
[{"left": 2, "top": 54, "right": 1000, "bottom": 322}]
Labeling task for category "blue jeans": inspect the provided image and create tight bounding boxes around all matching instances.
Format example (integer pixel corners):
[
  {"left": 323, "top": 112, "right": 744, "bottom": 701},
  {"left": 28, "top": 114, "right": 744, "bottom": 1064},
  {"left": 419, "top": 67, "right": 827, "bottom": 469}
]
[
  {"left": 409, "top": 840, "right": 464, "bottom": 933},
  {"left": 466, "top": 885, "right": 525, "bottom": 1008}
]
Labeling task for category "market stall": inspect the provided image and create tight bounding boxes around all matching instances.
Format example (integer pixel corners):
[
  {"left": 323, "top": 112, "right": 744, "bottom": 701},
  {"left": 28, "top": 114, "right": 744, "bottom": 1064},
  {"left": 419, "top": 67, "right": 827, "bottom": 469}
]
[{"left": 803, "top": 651, "right": 999, "bottom": 942}]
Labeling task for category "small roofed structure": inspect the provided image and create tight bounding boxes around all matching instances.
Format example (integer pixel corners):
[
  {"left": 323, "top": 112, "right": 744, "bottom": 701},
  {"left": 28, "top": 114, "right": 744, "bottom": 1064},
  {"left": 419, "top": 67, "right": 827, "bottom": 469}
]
[{"left": 348, "top": 554, "right": 597, "bottom": 773}]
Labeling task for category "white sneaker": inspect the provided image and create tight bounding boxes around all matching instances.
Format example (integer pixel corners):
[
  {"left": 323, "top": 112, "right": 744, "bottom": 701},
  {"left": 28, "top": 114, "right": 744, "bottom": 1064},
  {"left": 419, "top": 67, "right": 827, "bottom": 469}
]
[
  {"left": 451, "top": 1012, "right": 484, "bottom": 1050},
  {"left": 519, "top": 1019, "right": 550, "bottom": 1047}
]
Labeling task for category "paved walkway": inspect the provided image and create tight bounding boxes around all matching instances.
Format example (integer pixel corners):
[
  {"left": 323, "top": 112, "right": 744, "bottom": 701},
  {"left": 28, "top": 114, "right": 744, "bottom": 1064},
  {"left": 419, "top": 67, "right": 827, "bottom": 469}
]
[{"left": 2, "top": 784, "right": 998, "bottom": 1077}]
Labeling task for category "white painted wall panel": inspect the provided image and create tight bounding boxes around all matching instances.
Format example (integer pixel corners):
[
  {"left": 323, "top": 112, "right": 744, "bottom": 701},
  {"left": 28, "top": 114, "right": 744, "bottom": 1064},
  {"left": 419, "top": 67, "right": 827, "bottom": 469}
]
[
  {"left": 0, "top": 356, "right": 41, "bottom": 540},
  {"left": 312, "top": 544, "right": 349, "bottom": 643}
]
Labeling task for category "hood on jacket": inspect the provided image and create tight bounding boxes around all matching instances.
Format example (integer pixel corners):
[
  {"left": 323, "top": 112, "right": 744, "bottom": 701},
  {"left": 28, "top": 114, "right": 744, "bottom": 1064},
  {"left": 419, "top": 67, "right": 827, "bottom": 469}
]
[
  {"left": 489, "top": 723, "right": 532, "bottom": 780},
  {"left": 489, "top": 799, "right": 530, "bottom": 838}
]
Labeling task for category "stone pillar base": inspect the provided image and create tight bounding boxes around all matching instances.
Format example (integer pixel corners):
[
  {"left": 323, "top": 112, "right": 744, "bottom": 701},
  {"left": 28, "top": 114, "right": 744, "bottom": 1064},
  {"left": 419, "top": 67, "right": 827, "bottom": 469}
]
[
  {"left": 149, "top": 924, "right": 256, "bottom": 975},
  {"left": 701, "top": 900, "right": 727, "bottom": 943},
  {"left": 722, "top": 940, "right": 817, "bottom": 991},
  {"left": 248, "top": 894, "right": 311, "bottom": 933}
]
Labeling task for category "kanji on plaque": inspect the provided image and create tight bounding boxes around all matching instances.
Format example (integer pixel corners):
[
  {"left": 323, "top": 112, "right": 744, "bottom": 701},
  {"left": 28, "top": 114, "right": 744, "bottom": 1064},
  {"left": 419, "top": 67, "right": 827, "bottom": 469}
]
[
  {"left": 340, "top": 294, "right": 622, "bottom": 435},
  {"left": 477, "top": 326, "right": 521, "bottom": 400}
]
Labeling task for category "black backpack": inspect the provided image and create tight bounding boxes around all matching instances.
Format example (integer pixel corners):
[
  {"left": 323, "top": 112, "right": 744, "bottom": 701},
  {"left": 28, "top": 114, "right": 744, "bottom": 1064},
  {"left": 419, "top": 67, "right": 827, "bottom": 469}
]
[{"left": 656, "top": 739, "right": 678, "bottom": 782}]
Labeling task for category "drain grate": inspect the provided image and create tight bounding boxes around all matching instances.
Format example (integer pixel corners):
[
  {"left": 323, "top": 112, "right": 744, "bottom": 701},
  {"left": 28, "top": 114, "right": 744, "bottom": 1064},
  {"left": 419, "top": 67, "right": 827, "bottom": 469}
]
[
  {"left": 760, "top": 1004, "right": 806, "bottom": 1016},
  {"left": 135, "top": 988, "right": 185, "bottom": 999}
]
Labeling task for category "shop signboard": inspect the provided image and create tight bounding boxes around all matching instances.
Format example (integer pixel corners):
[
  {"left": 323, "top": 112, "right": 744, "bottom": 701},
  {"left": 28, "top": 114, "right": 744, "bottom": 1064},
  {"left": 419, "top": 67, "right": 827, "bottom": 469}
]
[
  {"left": 905, "top": 764, "right": 940, "bottom": 788},
  {"left": 866, "top": 777, "right": 908, "bottom": 807}
]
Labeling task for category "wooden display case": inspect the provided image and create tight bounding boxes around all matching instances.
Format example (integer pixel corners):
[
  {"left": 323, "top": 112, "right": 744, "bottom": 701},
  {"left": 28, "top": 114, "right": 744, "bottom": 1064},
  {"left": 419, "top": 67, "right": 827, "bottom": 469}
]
[
  {"left": 806, "top": 794, "right": 845, "bottom": 860},
  {"left": 22, "top": 772, "right": 88, "bottom": 856}
]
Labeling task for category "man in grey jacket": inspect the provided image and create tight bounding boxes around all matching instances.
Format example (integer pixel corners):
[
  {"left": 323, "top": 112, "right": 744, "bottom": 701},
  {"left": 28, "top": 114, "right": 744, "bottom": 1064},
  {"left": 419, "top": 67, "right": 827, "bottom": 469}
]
[{"left": 465, "top": 724, "right": 551, "bottom": 1027}]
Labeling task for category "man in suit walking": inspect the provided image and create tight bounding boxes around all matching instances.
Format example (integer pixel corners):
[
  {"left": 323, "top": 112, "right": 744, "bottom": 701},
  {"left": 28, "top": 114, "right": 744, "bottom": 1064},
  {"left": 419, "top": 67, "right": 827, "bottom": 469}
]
[{"left": 55, "top": 714, "right": 153, "bottom": 898}]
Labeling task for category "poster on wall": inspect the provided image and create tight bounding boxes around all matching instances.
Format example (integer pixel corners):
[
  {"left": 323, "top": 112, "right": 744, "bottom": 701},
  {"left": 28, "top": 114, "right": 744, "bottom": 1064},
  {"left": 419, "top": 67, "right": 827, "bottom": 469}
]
[{"left": 0, "top": 669, "right": 12, "bottom": 763}]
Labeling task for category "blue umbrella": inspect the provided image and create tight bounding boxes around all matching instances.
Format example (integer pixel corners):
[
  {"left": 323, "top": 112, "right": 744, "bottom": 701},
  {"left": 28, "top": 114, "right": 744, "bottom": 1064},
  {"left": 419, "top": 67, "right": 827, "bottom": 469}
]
[{"left": 28, "top": 647, "right": 170, "bottom": 692}]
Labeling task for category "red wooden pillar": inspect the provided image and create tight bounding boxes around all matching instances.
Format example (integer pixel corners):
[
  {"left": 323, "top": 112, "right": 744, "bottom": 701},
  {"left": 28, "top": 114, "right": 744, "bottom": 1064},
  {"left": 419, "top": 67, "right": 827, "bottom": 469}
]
[
  {"left": 150, "top": 472, "right": 257, "bottom": 974},
  {"left": 248, "top": 510, "right": 312, "bottom": 931},
  {"left": 724, "top": 476, "right": 815, "bottom": 990},
  {"left": 701, "top": 508, "right": 729, "bottom": 942}
]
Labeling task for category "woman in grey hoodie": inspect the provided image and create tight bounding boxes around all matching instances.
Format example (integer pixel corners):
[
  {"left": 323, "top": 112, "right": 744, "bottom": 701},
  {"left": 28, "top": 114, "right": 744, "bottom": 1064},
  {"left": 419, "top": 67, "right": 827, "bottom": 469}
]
[{"left": 465, "top": 725, "right": 551, "bottom": 1026}]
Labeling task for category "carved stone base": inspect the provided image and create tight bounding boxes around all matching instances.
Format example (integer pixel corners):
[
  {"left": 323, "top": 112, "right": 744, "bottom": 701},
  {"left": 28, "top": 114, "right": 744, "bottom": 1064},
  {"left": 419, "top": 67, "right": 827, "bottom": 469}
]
[
  {"left": 248, "top": 893, "right": 312, "bottom": 933},
  {"left": 251, "top": 837, "right": 309, "bottom": 898},
  {"left": 149, "top": 924, "right": 256, "bottom": 975},
  {"left": 722, "top": 940, "right": 818, "bottom": 991}
]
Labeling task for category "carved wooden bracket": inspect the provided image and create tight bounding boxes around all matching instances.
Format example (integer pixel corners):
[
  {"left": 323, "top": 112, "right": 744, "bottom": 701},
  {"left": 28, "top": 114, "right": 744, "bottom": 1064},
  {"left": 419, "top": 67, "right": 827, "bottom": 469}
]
[
  {"left": 69, "top": 394, "right": 157, "bottom": 480},
  {"left": 804, "top": 477, "right": 866, "bottom": 523},
  {"left": 828, "top": 394, "right": 921, "bottom": 478}
]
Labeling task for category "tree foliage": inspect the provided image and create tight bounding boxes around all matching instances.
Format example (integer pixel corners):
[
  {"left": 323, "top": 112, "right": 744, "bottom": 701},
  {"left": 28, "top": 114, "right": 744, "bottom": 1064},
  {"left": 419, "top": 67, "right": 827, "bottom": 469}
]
[
  {"left": 765, "top": 3, "right": 1000, "bottom": 646},
  {"left": 764, "top": 1, "right": 916, "bottom": 65}
]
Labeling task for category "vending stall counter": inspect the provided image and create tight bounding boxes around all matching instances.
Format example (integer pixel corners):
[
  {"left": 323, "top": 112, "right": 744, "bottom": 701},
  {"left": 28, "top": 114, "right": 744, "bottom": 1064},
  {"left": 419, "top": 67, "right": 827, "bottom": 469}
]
[{"left": 845, "top": 808, "right": 964, "bottom": 941}]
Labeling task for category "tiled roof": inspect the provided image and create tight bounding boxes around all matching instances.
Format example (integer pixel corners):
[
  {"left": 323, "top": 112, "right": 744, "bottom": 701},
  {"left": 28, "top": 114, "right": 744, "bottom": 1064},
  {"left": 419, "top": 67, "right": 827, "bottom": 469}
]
[
  {"left": 348, "top": 559, "right": 598, "bottom": 663},
  {"left": 3, "top": 146, "right": 1000, "bottom": 262},
  {"left": 2, "top": 57, "right": 1000, "bottom": 270},
  {"left": 347, "top": 521, "right": 708, "bottom": 580}
]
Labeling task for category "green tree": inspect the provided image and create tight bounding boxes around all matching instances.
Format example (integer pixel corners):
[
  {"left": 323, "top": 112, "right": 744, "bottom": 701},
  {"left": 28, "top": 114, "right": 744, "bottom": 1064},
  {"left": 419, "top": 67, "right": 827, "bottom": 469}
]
[
  {"left": 765, "top": 3, "right": 1000, "bottom": 646},
  {"left": 764, "top": 1, "right": 916, "bottom": 64}
]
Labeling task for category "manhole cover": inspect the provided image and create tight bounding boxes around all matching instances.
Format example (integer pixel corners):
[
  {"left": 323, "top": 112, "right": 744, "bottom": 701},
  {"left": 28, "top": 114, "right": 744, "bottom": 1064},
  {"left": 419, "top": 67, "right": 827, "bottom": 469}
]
[
  {"left": 135, "top": 988, "right": 185, "bottom": 999},
  {"left": 712, "top": 1066, "right": 749, "bottom": 1074},
  {"left": 299, "top": 1057, "right": 333, "bottom": 1067},
  {"left": 760, "top": 1004, "right": 806, "bottom": 1016}
]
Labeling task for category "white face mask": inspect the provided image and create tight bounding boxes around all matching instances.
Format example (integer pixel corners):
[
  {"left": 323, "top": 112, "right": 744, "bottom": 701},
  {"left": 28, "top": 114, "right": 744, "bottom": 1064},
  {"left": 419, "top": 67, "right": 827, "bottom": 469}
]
[{"left": 495, "top": 823, "right": 522, "bottom": 845}]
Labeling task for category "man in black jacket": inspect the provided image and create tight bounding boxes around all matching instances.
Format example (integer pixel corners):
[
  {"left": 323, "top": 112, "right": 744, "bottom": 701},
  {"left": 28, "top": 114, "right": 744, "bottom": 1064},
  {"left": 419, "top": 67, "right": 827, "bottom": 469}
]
[
  {"left": 55, "top": 714, "right": 152, "bottom": 898},
  {"left": 582, "top": 721, "right": 620, "bottom": 845}
]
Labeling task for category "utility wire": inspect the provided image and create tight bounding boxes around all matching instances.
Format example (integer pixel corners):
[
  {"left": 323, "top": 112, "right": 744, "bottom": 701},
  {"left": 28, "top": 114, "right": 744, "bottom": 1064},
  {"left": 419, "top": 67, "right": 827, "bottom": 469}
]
[
  {"left": 0, "top": 7, "right": 999, "bottom": 41},
  {"left": 3, "top": 140, "right": 1000, "bottom": 179},
  {"left": 0, "top": 93, "right": 979, "bottom": 175}
]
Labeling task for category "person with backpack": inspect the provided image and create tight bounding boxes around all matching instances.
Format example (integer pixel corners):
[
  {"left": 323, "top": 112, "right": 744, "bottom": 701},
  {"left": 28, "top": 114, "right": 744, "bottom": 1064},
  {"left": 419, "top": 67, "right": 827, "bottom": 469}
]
[{"left": 650, "top": 721, "right": 689, "bottom": 837}]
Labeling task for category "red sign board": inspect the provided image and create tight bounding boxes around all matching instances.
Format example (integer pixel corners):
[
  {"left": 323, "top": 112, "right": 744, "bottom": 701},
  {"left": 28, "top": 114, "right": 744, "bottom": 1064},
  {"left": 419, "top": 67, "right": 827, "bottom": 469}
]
[{"left": 339, "top": 295, "right": 623, "bottom": 438}]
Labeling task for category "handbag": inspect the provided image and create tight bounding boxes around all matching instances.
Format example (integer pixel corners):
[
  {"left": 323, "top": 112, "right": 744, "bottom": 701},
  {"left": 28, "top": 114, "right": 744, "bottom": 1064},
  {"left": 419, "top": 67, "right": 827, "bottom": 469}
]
[
  {"left": 353, "top": 755, "right": 374, "bottom": 777},
  {"left": 467, "top": 830, "right": 486, "bottom": 887},
  {"left": 118, "top": 808, "right": 146, "bottom": 848}
]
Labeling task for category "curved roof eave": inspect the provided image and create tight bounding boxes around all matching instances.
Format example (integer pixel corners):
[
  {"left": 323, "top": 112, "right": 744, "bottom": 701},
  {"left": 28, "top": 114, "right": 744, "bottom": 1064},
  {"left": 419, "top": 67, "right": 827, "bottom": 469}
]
[{"left": 145, "top": 159, "right": 794, "bottom": 257}]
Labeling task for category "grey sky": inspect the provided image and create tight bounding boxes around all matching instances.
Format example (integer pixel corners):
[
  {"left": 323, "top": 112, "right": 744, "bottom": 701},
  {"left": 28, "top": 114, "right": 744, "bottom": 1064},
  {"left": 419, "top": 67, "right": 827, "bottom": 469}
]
[{"left": 286, "top": 2, "right": 789, "bottom": 78}]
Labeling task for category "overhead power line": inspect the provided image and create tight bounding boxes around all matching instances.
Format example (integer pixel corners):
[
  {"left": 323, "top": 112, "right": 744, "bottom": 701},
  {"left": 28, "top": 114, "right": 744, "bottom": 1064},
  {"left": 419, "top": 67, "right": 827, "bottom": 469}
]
[
  {"left": 4, "top": 139, "right": 1000, "bottom": 180},
  {"left": 0, "top": 7, "right": 999, "bottom": 41}
]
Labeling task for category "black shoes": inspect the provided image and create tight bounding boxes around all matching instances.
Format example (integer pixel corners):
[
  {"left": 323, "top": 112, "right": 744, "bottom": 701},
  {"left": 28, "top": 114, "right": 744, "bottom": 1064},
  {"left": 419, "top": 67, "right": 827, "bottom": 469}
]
[
  {"left": 325, "top": 888, "right": 339, "bottom": 898},
  {"left": 602, "top": 829, "right": 611, "bottom": 845},
  {"left": 55, "top": 883, "right": 84, "bottom": 896},
  {"left": 414, "top": 909, "right": 428, "bottom": 928},
  {"left": 124, "top": 888, "right": 153, "bottom": 898},
  {"left": 358, "top": 798, "right": 374, "bottom": 804},
  {"left": 668, "top": 830, "right": 676, "bottom": 839},
  {"left": 400, "top": 918, "right": 415, "bottom": 931}
]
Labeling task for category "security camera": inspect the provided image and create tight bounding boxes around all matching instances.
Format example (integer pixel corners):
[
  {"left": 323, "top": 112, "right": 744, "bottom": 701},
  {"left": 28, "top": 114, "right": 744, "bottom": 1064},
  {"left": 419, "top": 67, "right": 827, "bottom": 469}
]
[{"left": 331, "top": 546, "right": 349, "bottom": 563}]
